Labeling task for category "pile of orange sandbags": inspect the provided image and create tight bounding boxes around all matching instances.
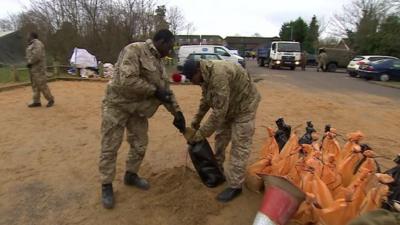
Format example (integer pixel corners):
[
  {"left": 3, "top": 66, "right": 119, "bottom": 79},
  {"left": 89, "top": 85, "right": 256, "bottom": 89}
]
[{"left": 246, "top": 125, "right": 392, "bottom": 225}]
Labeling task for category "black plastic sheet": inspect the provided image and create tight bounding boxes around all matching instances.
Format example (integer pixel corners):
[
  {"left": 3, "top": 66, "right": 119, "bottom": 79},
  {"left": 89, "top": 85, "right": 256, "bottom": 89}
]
[
  {"left": 274, "top": 118, "right": 292, "bottom": 151},
  {"left": 188, "top": 139, "right": 225, "bottom": 188}
]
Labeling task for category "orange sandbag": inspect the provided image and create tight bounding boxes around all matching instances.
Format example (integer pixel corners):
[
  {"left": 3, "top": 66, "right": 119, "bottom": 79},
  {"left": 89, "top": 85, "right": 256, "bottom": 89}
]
[
  {"left": 341, "top": 131, "right": 364, "bottom": 160},
  {"left": 259, "top": 127, "right": 280, "bottom": 160},
  {"left": 245, "top": 157, "right": 272, "bottom": 193},
  {"left": 291, "top": 193, "right": 318, "bottom": 224},
  {"left": 357, "top": 150, "right": 379, "bottom": 174},
  {"left": 286, "top": 157, "right": 306, "bottom": 187},
  {"left": 312, "top": 172, "right": 335, "bottom": 209},
  {"left": 321, "top": 154, "right": 343, "bottom": 192},
  {"left": 338, "top": 150, "right": 363, "bottom": 187},
  {"left": 271, "top": 134, "right": 300, "bottom": 176},
  {"left": 314, "top": 198, "right": 357, "bottom": 225},
  {"left": 322, "top": 129, "right": 341, "bottom": 163},
  {"left": 360, "top": 184, "right": 390, "bottom": 214},
  {"left": 359, "top": 173, "right": 393, "bottom": 214}
]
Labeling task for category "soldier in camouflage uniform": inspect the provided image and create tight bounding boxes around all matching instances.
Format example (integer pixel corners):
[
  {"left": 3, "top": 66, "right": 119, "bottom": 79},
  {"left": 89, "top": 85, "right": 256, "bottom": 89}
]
[
  {"left": 99, "top": 30, "right": 186, "bottom": 209},
  {"left": 183, "top": 59, "right": 261, "bottom": 202},
  {"left": 26, "top": 32, "right": 54, "bottom": 108},
  {"left": 348, "top": 209, "right": 400, "bottom": 225},
  {"left": 317, "top": 48, "right": 328, "bottom": 72}
]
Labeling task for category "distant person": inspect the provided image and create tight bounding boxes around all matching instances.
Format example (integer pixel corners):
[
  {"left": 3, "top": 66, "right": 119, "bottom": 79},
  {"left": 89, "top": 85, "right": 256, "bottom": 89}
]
[
  {"left": 26, "top": 32, "right": 54, "bottom": 107},
  {"left": 182, "top": 59, "right": 261, "bottom": 203},
  {"left": 99, "top": 29, "right": 185, "bottom": 209},
  {"left": 301, "top": 51, "right": 307, "bottom": 71},
  {"left": 317, "top": 48, "right": 327, "bottom": 72}
]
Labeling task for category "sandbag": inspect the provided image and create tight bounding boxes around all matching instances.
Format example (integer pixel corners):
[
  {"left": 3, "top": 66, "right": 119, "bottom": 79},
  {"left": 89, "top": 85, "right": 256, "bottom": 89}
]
[{"left": 188, "top": 139, "right": 225, "bottom": 188}]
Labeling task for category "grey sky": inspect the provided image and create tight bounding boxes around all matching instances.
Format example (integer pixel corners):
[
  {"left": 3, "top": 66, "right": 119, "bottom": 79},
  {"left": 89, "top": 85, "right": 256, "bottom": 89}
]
[{"left": 1, "top": 0, "right": 352, "bottom": 37}]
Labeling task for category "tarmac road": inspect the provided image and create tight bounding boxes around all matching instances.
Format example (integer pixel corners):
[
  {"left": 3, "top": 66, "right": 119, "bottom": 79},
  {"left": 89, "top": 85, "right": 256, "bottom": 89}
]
[{"left": 247, "top": 60, "right": 400, "bottom": 101}]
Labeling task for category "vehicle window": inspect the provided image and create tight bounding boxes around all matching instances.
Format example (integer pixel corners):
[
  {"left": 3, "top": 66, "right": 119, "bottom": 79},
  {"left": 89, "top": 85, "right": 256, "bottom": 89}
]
[
  {"left": 214, "top": 47, "right": 230, "bottom": 56},
  {"left": 188, "top": 54, "right": 202, "bottom": 61},
  {"left": 204, "top": 54, "right": 220, "bottom": 60},
  {"left": 393, "top": 61, "right": 400, "bottom": 69},
  {"left": 369, "top": 57, "right": 385, "bottom": 61},
  {"left": 271, "top": 43, "right": 276, "bottom": 51},
  {"left": 277, "top": 43, "right": 301, "bottom": 52}
]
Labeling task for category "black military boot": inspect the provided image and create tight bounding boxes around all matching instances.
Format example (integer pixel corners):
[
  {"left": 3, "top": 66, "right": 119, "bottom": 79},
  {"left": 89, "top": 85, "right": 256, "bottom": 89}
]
[
  {"left": 124, "top": 171, "right": 150, "bottom": 190},
  {"left": 216, "top": 187, "right": 242, "bottom": 203},
  {"left": 46, "top": 99, "right": 55, "bottom": 107},
  {"left": 28, "top": 102, "right": 41, "bottom": 107},
  {"left": 101, "top": 183, "right": 114, "bottom": 209}
]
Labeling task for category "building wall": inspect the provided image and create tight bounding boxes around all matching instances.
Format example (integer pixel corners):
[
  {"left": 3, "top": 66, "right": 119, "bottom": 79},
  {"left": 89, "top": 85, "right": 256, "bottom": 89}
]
[{"left": 175, "top": 35, "right": 224, "bottom": 46}]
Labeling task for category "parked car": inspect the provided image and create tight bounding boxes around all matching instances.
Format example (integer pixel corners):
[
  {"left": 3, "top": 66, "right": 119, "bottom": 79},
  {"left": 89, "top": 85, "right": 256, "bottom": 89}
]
[
  {"left": 358, "top": 59, "right": 400, "bottom": 81},
  {"left": 187, "top": 53, "right": 223, "bottom": 61},
  {"left": 177, "top": 45, "right": 245, "bottom": 68},
  {"left": 347, "top": 55, "right": 399, "bottom": 77},
  {"left": 176, "top": 53, "right": 223, "bottom": 71}
]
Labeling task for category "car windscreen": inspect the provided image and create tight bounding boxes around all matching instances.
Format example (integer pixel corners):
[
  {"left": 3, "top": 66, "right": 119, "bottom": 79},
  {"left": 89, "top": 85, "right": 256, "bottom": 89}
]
[{"left": 277, "top": 43, "right": 301, "bottom": 52}]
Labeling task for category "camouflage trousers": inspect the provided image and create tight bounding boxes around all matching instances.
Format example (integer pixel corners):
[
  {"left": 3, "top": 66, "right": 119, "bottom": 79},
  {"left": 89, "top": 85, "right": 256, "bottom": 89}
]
[
  {"left": 31, "top": 73, "right": 54, "bottom": 103},
  {"left": 317, "top": 61, "right": 326, "bottom": 72},
  {"left": 214, "top": 111, "right": 258, "bottom": 188},
  {"left": 99, "top": 104, "right": 148, "bottom": 184}
]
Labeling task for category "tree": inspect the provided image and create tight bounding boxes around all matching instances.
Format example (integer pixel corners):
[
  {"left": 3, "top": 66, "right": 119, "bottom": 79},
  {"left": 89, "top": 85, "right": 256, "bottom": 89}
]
[
  {"left": 167, "top": 6, "right": 185, "bottom": 35},
  {"left": 331, "top": 0, "right": 393, "bottom": 36},
  {"left": 253, "top": 33, "right": 261, "bottom": 37},
  {"left": 279, "top": 17, "right": 308, "bottom": 45},
  {"left": 155, "top": 5, "right": 169, "bottom": 31},
  {"left": 304, "top": 15, "right": 319, "bottom": 53},
  {"left": 375, "top": 15, "right": 400, "bottom": 57},
  {"left": 3, "top": 0, "right": 186, "bottom": 63}
]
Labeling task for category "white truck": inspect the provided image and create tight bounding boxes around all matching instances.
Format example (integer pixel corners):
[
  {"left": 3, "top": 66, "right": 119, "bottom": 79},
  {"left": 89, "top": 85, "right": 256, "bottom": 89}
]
[
  {"left": 257, "top": 41, "right": 301, "bottom": 70},
  {"left": 177, "top": 45, "right": 245, "bottom": 69}
]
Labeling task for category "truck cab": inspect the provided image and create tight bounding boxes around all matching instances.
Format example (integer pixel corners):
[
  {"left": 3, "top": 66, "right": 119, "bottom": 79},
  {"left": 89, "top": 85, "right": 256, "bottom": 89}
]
[
  {"left": 257, "top": 41, "right": 301, "bottom": 70},
  {"left": 269, "top": 41, "right": 301, "bottom": 70}
]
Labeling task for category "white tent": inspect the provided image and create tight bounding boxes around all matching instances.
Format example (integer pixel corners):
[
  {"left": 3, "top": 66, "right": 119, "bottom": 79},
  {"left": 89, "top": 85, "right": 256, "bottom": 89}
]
[{"left": 70, "top": 48, "right": 98, "bottom": 68}]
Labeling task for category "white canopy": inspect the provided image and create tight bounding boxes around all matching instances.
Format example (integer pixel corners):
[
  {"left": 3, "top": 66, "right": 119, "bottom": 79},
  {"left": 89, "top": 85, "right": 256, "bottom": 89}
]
[{"left": 70, "top": 48, "right": 98, "bottom": 68}]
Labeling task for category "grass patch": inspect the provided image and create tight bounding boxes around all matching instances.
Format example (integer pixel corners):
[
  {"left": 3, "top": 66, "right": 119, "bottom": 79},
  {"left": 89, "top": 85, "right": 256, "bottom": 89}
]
[{"left": 0, "top": 67, "right": 30, "bottom": 83}]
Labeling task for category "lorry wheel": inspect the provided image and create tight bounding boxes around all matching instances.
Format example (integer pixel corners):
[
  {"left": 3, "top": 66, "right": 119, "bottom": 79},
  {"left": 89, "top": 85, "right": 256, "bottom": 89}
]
[
  {"left": 327, "top": 63, "right": 337, "bottom": 72},
  {"left": 379, "top": 74, "right": 390, "bottom": 82},
  {"left": 290, "top": 66, "right": 295, "bottom": 70},
  {"left": 258, "top": 59, "right": 265, "bottom": 67}
]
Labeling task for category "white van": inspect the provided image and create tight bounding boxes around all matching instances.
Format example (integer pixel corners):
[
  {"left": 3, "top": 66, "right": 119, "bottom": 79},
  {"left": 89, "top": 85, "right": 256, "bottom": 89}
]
[{"left": 178, "top": 45, "right": 245, "bottom": 67}]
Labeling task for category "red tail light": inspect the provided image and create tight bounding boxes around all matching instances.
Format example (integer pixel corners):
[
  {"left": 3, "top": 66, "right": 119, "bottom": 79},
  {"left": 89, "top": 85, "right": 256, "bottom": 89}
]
[
  {"left": 357, "top": 61, "right": 366, "bottom": 65},
  {"left": 367, "top": 66, "right": 375, "bottom": 71}
]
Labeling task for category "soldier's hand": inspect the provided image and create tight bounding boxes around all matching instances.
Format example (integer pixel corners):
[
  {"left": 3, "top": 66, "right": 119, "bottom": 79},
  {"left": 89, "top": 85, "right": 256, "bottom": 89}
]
[
  {"left": 184, "top": 127, "right": 204, "bottom": 144},
  {"left": 155, "top": 88, "right": 172, "bottom": 103},
  {"left": 173, "top": 111, "right": 186, "bottom": 133}
]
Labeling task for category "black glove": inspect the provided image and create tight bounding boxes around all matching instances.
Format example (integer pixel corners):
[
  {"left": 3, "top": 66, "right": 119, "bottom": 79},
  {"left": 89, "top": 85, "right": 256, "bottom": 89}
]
[
  {"left": 173, "top": 111, "right": 186, "bottom": 133},
  {"left": 155, "top": 88, "right": 172, "bottom": 103},
  {"left": 27, "top": 64, "right": 32, "bottom": 69}
]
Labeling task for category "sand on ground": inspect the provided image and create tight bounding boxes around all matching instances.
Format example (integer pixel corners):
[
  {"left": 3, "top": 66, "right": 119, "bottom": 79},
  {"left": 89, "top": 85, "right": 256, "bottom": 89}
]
[{"left": 0, "top": 80, "right": 399, "bottom": 225}]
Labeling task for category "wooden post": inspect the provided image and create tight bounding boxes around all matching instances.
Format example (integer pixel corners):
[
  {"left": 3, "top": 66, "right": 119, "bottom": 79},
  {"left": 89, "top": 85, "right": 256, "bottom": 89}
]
[
  {"left": 98, "top": 61, "right": 104, "bottom": 77},
  {"left": 11, "top": 65, "right": 19, "bottom": 82},
  {"left": 53, "top": 61, "right": 59, "bottom": 77}
]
